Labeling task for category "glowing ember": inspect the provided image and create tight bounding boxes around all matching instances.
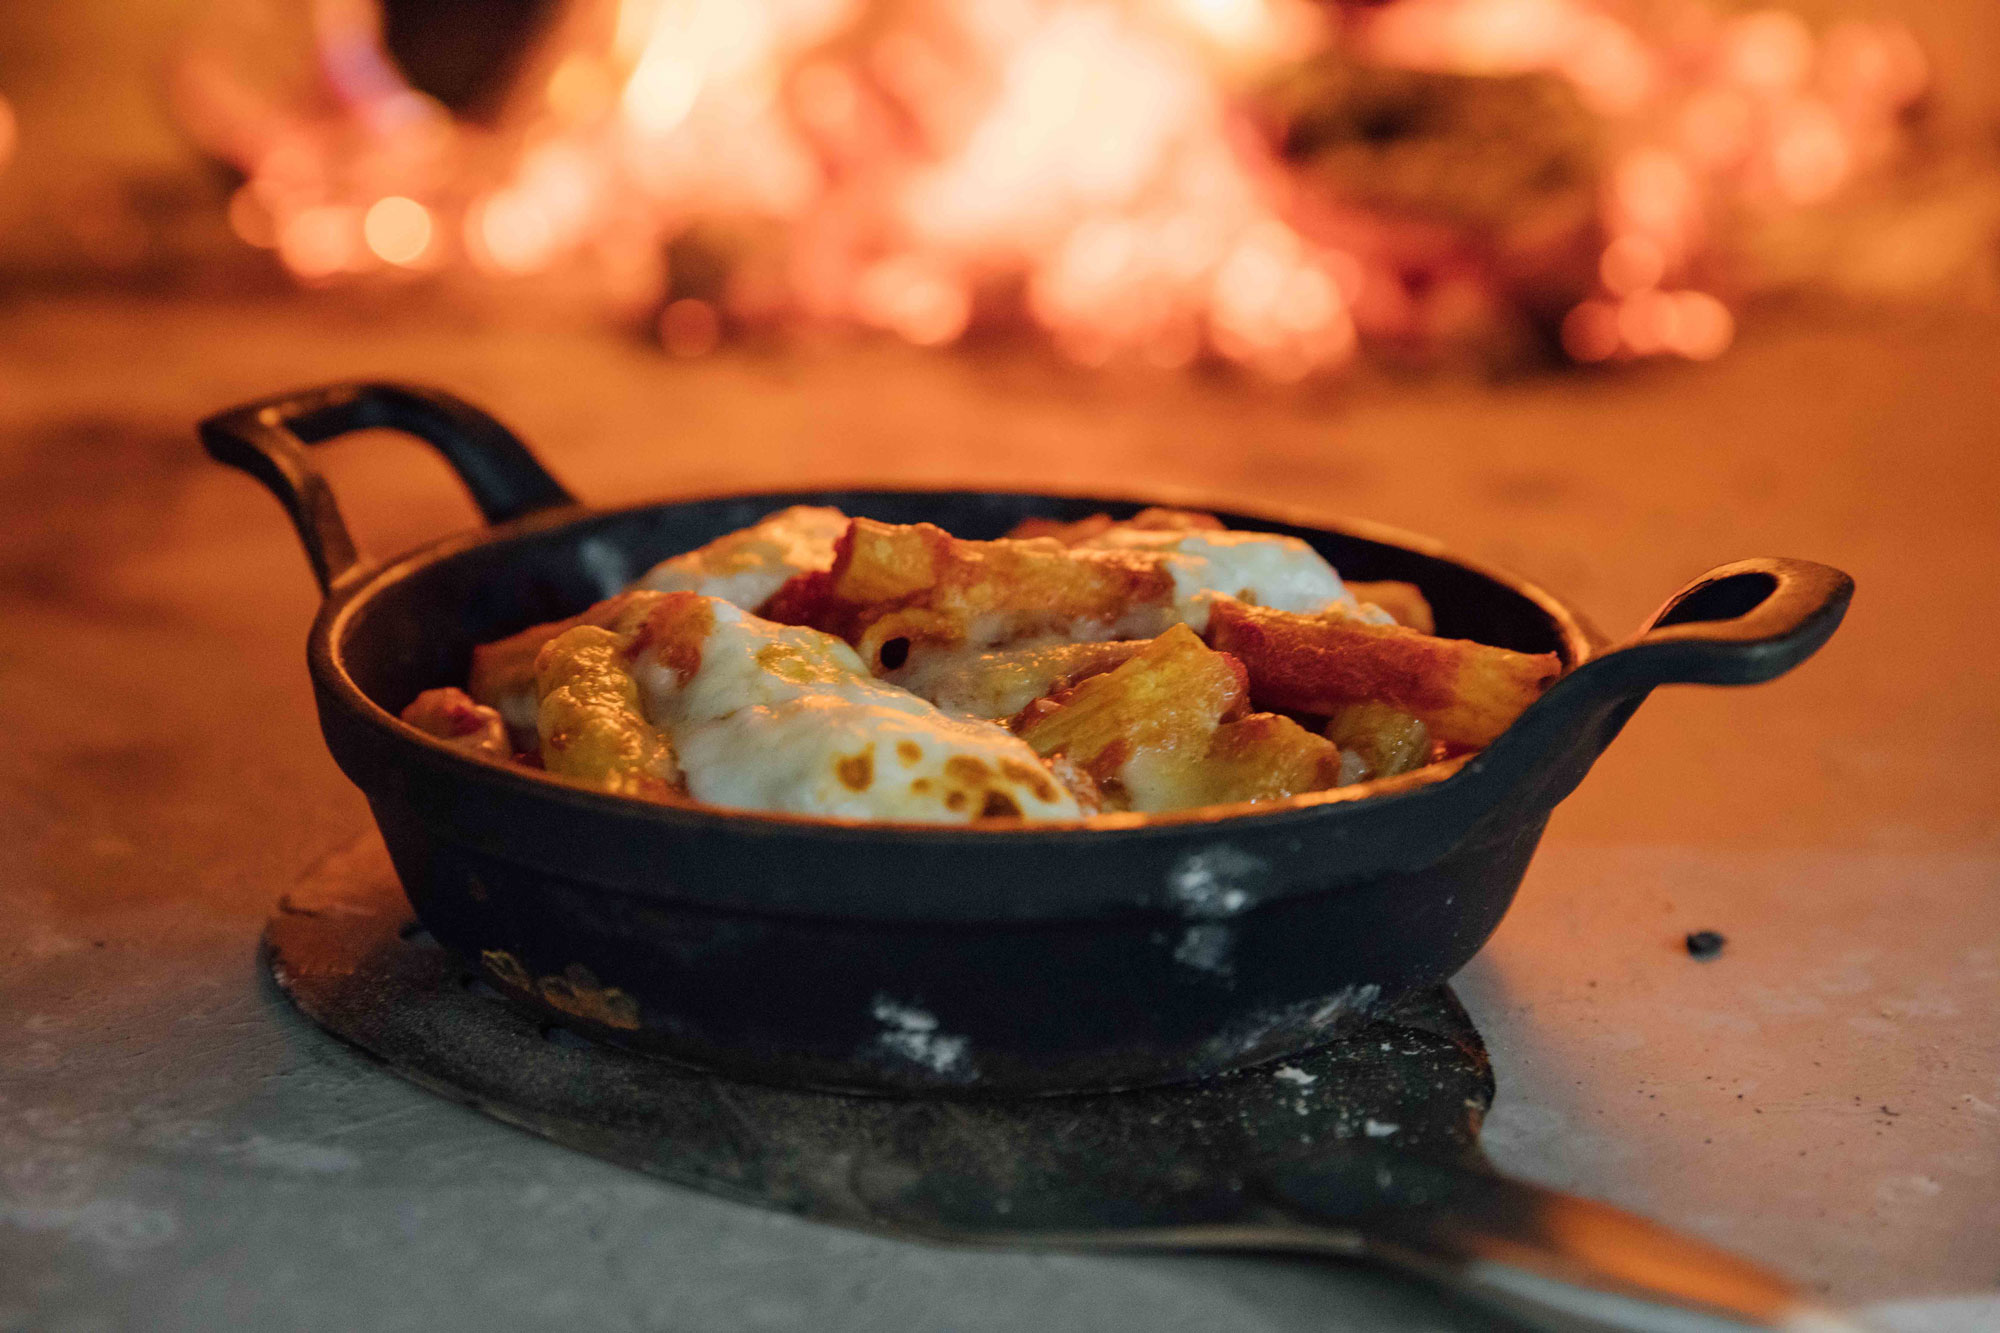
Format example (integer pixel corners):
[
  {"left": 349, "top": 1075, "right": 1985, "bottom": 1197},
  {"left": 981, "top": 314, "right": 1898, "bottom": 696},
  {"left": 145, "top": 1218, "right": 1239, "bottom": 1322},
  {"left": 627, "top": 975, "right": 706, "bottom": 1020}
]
[{"left": 176, "top": 0, "right": 1928, "bottom": 375}]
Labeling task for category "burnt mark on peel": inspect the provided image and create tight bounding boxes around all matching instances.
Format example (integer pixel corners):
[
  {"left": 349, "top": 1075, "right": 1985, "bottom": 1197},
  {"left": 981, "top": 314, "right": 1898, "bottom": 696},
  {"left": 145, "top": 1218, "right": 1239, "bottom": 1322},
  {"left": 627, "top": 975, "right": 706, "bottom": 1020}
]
[{"left": 480, "top": 949, "right": 641, "bottom": 1030}]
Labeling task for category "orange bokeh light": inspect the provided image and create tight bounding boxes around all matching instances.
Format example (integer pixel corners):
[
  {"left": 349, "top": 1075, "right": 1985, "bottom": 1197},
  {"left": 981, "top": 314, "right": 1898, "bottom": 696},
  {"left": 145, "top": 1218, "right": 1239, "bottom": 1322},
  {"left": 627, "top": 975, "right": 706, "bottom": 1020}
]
[
  {"left": 1612, "top": 149, "right": 1697, "bottom": 241},
  {"left": 469, "top": 195, "right": 554, "bottom": 274},
  {"left": 1722, "top": 10, "right": 1815, "bottom": 93},
  {"left": 1678, "top": 89, "right": 1754, "bottom": 168},
  {"left": 1664, "top": 290, "right": 1734, "bottom": 360},
  {"left": 228, "top": 185, "right": 278, "bottom": 249},
  {"left": 1770, "top": 102, "right": 1851, "bottom": 204},
  {"left": 856, "top": 257, "right": 972, "bottom": 348},
  {"left": 278, "top": 205, "right": 361, "bottom": 279},
  {"left": 363, "top": 196, "right": 435, "bottom": 266},
  {"left": 1600, "top": 235, "right": 1666, "bottom": 296},
  {"left": 1560, "top": 299, "right": 1620, "bottom": 362}
]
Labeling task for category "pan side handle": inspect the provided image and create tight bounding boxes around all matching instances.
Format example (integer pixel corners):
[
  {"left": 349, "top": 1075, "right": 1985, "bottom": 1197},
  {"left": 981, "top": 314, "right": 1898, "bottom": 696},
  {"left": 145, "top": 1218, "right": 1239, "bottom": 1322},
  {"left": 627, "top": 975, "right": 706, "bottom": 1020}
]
[
  {"left": 1521, "top": 557, "right": 1853, "bottom": 717},
  {"left": 198, "top": 381, "right": 577, "bottom": 595},
  {"left": 1579, "top": 557, "right": 1854, "bottom": 692},
  {"left": 1457, "top": 557, "right": 1853, "bottom": 820}
]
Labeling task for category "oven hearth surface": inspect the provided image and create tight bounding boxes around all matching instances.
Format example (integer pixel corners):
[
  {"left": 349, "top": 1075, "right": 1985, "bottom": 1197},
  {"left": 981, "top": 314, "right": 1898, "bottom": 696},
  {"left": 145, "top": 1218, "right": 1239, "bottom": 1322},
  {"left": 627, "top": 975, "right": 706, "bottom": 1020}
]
[{"left": 265, "top": 837, "right": 1494, "bottom": 1242}]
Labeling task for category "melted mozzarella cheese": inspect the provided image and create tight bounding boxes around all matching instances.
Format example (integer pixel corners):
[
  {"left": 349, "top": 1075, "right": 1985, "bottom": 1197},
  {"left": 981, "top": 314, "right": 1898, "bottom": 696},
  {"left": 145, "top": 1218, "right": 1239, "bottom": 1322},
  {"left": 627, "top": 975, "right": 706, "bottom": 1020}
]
[
  {"left": 631, "top": 599, "right": 1080, "bottom": 823},
  {"left": 1078, "top": 528, "right": 1360, "bottom": 631},
  {"left": 632, "top": 505, "right": 848, "bottom": 611}
]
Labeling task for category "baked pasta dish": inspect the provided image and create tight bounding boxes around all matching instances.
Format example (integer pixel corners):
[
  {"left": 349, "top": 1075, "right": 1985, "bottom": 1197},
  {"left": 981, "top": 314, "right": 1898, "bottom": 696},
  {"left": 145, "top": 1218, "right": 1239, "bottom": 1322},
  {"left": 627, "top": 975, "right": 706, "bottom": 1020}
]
[{"left": 401, "top": 506, "right": 1561, "bottom": 824}]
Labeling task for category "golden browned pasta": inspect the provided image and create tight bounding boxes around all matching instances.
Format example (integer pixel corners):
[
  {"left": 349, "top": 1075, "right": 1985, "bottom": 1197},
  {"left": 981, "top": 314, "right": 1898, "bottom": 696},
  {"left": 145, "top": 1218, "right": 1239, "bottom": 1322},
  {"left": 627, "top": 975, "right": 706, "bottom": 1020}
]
[
  {"left": 1325, "top": 700, "right": 1433, "bottom": 782},
  {"left": 533, "top": 625, "right": 682, "bottom": 800},
  {"left": 1193, "top": 713, "right": 1347, "bottom": 806},
  {"left": 777, "top": 514, "right": 1377, "bottom": 673},
  {"left": 1013, "top": 626, "right": 1352, "bottom": 812},
  {"left": 469, "top": 590, "right": 666, "bottom": 745},
  {"left": 884, "top": 638, "right": 1147, "bottom": 719},
  {"left": 1204, "top": 598, "right": 1559, "bottom": 749},
  {"left": 441, "top": 505, "right": 1566, "bottom": 822},
  {"left": 1012, "top": 626, "right": 1245, "bottom": 809},
  {"left": 824, "top": 519, "right": 1175, "bottom": 666}
]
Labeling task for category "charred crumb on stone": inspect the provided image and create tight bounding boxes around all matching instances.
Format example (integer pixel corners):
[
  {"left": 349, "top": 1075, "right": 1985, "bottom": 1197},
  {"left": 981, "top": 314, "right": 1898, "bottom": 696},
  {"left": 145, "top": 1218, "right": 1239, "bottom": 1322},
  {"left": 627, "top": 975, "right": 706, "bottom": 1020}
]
[{"left": 1685, "top": 930, "right": 1726, "bottom": 960}]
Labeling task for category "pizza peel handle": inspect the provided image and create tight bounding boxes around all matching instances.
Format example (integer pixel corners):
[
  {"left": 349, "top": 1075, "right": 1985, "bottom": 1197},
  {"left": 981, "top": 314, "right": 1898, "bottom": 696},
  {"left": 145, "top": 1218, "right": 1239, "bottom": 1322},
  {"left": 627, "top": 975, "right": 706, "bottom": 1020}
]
[
  {"left": 198, "top": 380, "right": 577, "bottom": 595},
  {"left": 1088, "top": 1152, "right": 1848, "bottom": 1328},
  {"left": 1234, "top": 1153, "right": 1868, "bottom": 1333}
]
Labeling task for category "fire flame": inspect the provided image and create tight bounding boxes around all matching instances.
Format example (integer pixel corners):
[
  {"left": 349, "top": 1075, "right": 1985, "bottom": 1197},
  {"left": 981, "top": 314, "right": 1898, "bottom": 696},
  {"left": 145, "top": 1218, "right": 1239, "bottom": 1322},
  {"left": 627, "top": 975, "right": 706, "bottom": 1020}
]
[{"left": 177, "top": 0, "right": 1927, "bottom": 375}]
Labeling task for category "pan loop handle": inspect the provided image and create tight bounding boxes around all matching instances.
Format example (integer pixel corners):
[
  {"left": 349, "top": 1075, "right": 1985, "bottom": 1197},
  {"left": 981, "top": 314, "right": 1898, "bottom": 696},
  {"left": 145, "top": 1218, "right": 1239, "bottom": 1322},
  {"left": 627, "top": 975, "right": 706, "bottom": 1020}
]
[
  {"left": 1459, "top": 557, "right": 1851, "bottom": 823},
  {"left": 198, "top": 381, "right": 576, "bottom": 596},
  {"left": 1588, "top": 557, "right": 1853, "bottom": 690}
]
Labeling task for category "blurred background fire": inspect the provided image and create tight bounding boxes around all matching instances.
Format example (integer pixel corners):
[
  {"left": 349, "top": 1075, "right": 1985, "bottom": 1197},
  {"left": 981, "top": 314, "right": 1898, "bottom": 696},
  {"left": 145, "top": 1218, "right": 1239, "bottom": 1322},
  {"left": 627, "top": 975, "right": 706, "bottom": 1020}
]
[{"left": 3, "top": 0, "right": 1995, "bottom": 381}]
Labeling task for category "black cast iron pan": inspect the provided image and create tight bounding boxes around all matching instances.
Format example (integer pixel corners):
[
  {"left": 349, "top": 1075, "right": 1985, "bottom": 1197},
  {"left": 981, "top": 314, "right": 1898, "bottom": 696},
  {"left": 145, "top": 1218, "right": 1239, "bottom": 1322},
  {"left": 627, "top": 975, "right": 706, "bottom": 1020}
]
[{"left": 200, "top": 380, "right": 1851, "bottom": 1100}]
